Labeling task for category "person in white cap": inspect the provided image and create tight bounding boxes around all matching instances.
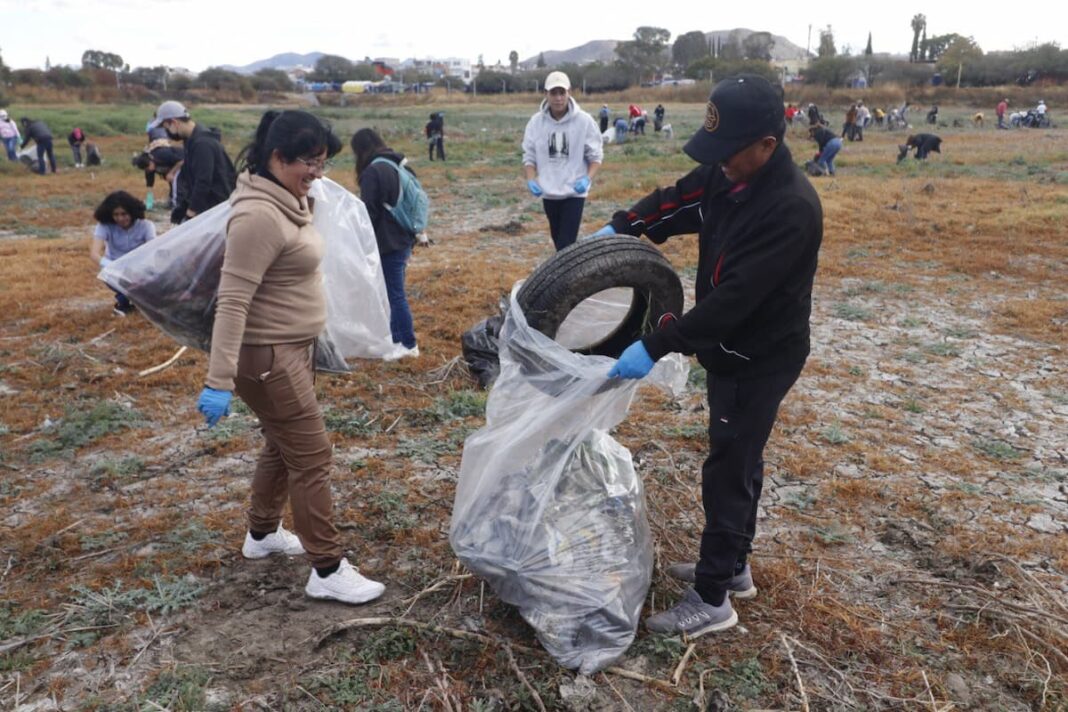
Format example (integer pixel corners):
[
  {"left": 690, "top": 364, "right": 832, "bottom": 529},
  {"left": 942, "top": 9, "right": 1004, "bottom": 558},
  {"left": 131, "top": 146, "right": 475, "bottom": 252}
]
[
  {"left": 0, "top": 110, "right": 20, "bottom": 161},
  {"left": 149, "top": 100, "right": 236, "bottom": 223},
  {"left": 521, "top": 71, "right": 603, "bottom": 250}
]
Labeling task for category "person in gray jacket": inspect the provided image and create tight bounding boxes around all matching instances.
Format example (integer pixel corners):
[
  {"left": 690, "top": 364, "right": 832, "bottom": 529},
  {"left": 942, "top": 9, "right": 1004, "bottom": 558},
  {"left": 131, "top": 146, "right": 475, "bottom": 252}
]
[{"left": 522, "top": 71, "right": 603, "bottom": 251}]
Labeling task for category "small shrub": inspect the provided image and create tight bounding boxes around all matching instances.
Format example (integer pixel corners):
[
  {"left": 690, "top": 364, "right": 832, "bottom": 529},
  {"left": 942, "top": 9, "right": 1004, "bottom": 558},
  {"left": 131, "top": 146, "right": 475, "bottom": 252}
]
[
  {"left": 971, "top": 438, "right": 1025, "bottom": 461},
  {"left": 834, "top": 303, "right": 871, "bottom": 321},
  {"left": 820, "top": 421, "right": 850, "bottom": 444},
  {"left": 28, "top": 400, "right": 145, "bottom": 461},
  {"left": 140, "top": 666, "right": 211, "bottom": 712},
  {"left": 358, "top": 627, "right": 416, "bottom": 663}
]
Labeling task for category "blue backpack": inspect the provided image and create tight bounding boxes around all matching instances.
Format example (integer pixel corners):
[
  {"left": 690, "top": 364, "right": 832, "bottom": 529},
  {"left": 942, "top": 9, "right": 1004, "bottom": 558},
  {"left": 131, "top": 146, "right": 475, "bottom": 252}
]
[{"left": 371, "top": 157, "right": 430, "bottom": 235}]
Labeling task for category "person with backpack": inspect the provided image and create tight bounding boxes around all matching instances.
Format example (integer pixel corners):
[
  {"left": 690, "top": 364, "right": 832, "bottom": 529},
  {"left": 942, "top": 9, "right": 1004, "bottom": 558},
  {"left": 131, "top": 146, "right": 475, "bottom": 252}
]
[
  {"left": 68, "top": 127, "right": 87, "bottom": 167},
  {"left": 351, "top": 127, "right": 426, "bottom": 355},
  {"left": 148, "top": 100, "right": 236, "bottom": 224}
]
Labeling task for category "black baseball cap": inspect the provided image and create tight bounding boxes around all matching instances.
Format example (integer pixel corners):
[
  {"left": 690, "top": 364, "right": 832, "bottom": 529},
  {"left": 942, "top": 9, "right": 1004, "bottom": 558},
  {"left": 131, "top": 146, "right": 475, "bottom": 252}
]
[{"left": 684, "top": 74, "right": 785, "bottom": 165}]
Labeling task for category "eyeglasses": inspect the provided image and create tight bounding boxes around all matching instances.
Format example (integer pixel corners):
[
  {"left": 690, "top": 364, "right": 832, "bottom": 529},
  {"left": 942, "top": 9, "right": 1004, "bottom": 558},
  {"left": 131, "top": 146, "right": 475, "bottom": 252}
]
[{"left": 295, "top": 157, "right": 334, "bottom": 173}]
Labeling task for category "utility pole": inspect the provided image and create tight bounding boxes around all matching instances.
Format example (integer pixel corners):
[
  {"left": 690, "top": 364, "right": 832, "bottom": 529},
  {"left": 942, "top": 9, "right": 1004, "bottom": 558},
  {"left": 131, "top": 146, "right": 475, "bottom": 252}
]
[
  {"left": 806, "top": 24, "right": 812, "bottom": 56},
  {"left": 956, "top": 62, "right": 963, "bottom": 88}
]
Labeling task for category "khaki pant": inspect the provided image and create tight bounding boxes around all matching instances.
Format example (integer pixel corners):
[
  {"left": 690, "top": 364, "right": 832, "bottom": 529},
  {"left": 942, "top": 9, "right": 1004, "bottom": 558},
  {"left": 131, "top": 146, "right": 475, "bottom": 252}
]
[{"left": 234, "top": 340, "right": 341, "bottom": 567}]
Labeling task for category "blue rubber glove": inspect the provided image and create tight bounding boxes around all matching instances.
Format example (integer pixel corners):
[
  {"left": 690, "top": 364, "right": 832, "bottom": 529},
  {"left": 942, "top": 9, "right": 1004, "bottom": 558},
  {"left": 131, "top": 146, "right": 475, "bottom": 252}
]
[
  {"left": 589, "top": 224, "right": 616, "bottom": 238},
  {"left": 608, "top": 341, "right": 656, "bottom": 379},
  {"left": 99, "top": 256, "right": 113, "bottom": 268},
  {"left": 197, "top": 387, "right": 232, "bottom": 427},
  {"left": 527, "top": 179, "right": 543, "bottom": 198},
  {"left": 573, "top": 175, "right": 591, "bottom": 194}
]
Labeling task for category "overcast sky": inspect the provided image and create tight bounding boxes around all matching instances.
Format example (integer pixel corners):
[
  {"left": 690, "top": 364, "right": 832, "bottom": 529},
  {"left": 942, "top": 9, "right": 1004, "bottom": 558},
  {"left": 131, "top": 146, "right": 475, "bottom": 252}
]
[{"left": 3, "top": 0, "right": 1064, "bottom": 72}]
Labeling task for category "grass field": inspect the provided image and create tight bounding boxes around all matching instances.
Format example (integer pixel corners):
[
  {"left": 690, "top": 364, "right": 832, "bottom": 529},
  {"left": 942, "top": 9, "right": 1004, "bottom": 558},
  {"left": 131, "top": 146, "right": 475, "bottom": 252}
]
[{"left": 1, "top": 97, "right": 1066, "bottom": 711}]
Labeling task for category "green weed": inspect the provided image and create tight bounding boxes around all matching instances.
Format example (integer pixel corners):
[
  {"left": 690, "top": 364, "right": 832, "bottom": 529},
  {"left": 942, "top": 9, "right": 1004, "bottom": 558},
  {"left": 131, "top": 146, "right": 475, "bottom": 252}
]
[
  {"left": 138, "top": 666, "right": 212, "bottom": 712},
  {"left": 820, "top": 421, "right": 850, "bottom": 444},
  {"left": 834, "top": 303, "right": 871, "bottom": 321},
  {"left": 373, "top": 490, "right": 416, "bottom": 530},
  {"left": 899, "top": 316, "right": 924, "bottom": 328},
  {"left": 687, "top": 364, "right": 707, "bottom": 390},
  {"left": 901, "top": 398, "right": 925, "bottom": 413},
  {"left": 397, "top": 435, "right": 453, "bottom": 462},
  {"left": 325, "top": 404, "right": 380, "bottom": 436},
  {"left": 971, "top": 438, "right": 1025, "bottom": 461},
  {"left": 0, "top": 604, "right": 51, "bottom": 639},
  {"left": 28, "top": 400, "right": 145, "bottom": 461},
  {"left": 431, "top": 390, "right": 487, "bottom": 421},
  {"left": 359, "top": 627, "right": 416, "bottom": 663},
  {"left": 923, "top": 341, "right": 961, "bottom": 357}
]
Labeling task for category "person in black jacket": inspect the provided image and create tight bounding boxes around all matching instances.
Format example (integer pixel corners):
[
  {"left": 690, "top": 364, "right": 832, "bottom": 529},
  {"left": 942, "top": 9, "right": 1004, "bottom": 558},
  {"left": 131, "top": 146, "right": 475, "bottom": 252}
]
[
  {"left": 351, "top": 128, "right": 420, "bottom": 354},
  {"left": 591, "top": 74, "right": 823, "bottom": 639},
  {"left": 149, "top": 100, "right": 236, "bottom": 224},
  {"left": 425, "top": 112, "right": 445, "bottom": 161},
  {"left": 897, "top": 133, "right": 942, "bottom": 162},
  {"left": 20, "top": 118, "right": 56, "bottom": 174},
  {"left": 808, "top": 124, "right": 843, "bottom": 176}
]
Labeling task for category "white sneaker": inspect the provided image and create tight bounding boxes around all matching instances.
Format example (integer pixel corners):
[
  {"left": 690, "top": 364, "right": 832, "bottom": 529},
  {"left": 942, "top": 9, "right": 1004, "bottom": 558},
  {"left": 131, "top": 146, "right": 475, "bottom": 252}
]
[
  {"left": 305, "top": 558, "right": 384, "bottom": 604},
  {"left": 241, "top": 526, "right": 306, "bottom": 559}
]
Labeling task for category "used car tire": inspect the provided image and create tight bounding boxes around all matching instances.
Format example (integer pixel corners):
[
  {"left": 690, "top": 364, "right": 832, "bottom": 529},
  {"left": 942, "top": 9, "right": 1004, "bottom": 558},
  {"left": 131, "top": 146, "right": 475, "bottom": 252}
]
[{"left": 516, "top": 236, "right": 683, "bottom": 357}]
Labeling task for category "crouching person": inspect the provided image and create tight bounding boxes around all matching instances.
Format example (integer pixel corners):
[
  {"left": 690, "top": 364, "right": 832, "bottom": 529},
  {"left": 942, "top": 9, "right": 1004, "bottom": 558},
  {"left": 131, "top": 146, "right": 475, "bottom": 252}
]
[
  {"left": 195, "top": 109, "right": 385, "bottom": 605},
  {"left": 90, "top": 190, "right": 155, "bottom": 316}
]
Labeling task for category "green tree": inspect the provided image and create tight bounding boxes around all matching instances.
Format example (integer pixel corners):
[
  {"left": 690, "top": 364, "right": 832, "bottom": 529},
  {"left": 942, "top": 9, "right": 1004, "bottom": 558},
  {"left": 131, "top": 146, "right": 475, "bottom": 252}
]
[
  {"left": 250, "top": 68, "right": 294, "bottom": 91},
  {"left": 818, "top": 26, "right": 836, "bottom": 58},
  {"left": 672, "top": 31, "right": 711, "bottom": 70},
  {"left": 805, "top": 55, "right": 860, "bottom": 86},
  {"left": 937, "top": 36, "right": 983, "bottom": 76},
  {"left": 509, "top": 50, "right": 519, "bottom": 74},
  {"left": 311, "top": 54, "right": 355, "bottom": 82},
  {"left": 81, "top": 49, "right": 123, "bottom": 71},
  {"left": 0, "top": 46, "right": 9, "bottom": 82},
  {"left": 865, "top": 33, "right": 873, "bottom": 56},
  {"left": 718, "top": 30, "right": 744, "bottom": 60},
  {"left": 742, "top": 31, "right": 775, "bottom": 61},
  {"left": 686, "top": 56, "right": 779, "bottom": 83},
  {"left": 910, "top": 14, "right": 926, "bottom": 62},
  {"left": 537, "top": 52, "right": 545, "bottom": 68},
  {"left": 614, "top": 26, "right": 671, "bottom": 83}
]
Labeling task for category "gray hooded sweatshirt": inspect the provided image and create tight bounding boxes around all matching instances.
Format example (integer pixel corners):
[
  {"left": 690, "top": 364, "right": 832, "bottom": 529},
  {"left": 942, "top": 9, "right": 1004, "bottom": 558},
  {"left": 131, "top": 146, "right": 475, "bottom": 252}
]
[{"left": 521, "top": 96, "right": 603, "bottom": 200}]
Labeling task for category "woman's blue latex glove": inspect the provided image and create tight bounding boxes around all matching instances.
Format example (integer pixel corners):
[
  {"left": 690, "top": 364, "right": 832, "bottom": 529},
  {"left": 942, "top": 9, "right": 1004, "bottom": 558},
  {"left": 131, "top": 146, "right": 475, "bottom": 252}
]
[
  {"left": 197, "top": 387, "right": 232, "bottom": 427},
  {"left": 573, "top": 175, "right": 591, "bottom": 194},
  {"left": 589, "top": 224, "right": 616, "bottom": 238},
  {"left": 608, "top": 341, "right": 655, "bottom": 379},
  {"left": 527, "top": 179, "right": 543, "bottom": 197},
  {"left": 99, "top": 256, "right": 113, "bottom": 268}
]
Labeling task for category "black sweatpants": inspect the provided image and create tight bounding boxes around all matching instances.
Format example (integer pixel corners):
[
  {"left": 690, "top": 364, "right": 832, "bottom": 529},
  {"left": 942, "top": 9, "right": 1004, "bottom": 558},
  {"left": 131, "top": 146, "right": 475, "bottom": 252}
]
[
  {"left": 542, "top": 196, "right": 586, "bottom": 251},
  {"left": 694, "top": 365, "right": 803, "bottom": 603}
]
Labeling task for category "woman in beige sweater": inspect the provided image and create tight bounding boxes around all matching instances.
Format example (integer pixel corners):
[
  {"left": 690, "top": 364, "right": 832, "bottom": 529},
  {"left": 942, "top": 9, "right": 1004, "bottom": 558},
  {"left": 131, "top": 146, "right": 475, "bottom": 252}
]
[{"left": 196, "top": 109, "right": 384, "bottom": 605}]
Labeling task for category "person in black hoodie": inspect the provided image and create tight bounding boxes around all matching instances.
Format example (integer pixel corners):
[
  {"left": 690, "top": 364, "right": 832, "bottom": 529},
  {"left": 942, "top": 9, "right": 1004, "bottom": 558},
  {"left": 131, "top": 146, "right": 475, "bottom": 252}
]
[
  {"left": 351, "top": 128, "right": 420, "bottom": 353},
  {"left": 20, "top": 118, "right": 56, "bottom": 174},
  {"left": 590, "top": 74, "right": 823, "bottom": 639},
  {"left": 148, "top": 100, "right": 236, "bottom": 224},
  {"left": 425, "top": 112, "right": 445, "bottom": 161}
]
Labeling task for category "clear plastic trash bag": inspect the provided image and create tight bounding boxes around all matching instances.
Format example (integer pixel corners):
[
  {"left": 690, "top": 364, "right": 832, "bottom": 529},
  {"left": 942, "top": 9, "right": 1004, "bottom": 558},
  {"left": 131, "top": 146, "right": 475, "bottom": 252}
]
[
  {"left": 98, "top": 177, "right": 407, "bottom": 370},
  {"left": 450, "top": 285, "right": 688, "bottom": 674}
]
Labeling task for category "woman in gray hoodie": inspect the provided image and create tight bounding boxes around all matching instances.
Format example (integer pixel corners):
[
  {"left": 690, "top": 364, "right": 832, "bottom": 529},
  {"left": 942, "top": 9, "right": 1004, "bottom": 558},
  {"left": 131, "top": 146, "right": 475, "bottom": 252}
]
[{"left": 522, "top": 71, "right": 603, "bottom": 250}]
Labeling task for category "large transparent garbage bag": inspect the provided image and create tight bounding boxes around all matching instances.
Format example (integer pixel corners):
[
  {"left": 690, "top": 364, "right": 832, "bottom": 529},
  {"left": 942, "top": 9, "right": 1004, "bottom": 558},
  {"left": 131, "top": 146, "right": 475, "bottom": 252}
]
[
  {"left": 98, "top": 177, "right": 406, "bottom": 370},
  {"left": 450, "top": 286, "right": 688, "bottom": 674}
]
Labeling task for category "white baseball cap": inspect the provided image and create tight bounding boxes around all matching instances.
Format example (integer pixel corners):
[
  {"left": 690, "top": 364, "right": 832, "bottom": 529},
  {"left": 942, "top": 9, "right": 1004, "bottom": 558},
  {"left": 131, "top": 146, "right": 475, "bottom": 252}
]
[
  {"left": 0, "top": 110, "right": 7, "bottom": 120},
  {"left": 544, "top": 71, "right": 571, "bottom": 92}
]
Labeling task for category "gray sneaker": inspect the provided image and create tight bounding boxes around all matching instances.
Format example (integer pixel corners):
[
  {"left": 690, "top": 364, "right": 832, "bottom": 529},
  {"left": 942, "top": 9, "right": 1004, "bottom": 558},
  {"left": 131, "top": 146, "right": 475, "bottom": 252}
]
[
  {"left": 663, "top": 563, "right": 758, "bottom": 599},
  {"left": 645, "top": 587, "right": 737, "bottom": 638}
]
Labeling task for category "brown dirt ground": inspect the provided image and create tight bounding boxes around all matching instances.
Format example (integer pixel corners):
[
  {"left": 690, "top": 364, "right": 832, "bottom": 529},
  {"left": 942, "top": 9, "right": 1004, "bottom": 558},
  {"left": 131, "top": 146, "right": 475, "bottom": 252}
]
[{"left": 1, "top": 115, "right": 1066, "bottom": 711}]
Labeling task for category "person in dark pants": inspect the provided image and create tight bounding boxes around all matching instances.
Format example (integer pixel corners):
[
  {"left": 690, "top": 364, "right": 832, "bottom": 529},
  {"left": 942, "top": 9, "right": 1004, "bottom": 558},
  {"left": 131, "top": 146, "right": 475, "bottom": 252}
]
[
  {"left": 590, "top": 74, "right": 823, "bottom": 639},
  {"left": 654, "top": 103, "right": 665, "bottom": 131},
  {"left": 897, "top": 133, "right": 942, "bottom": 162},
  {"left": 521, "top": 71, "right": 603, "bottom": 251},
  {"left": 351, "top": 128, "right": 420, "bottom": 353},
  {"left": 19, "top": 118, "right": 56, "bottom": 174},
  {"left": 149, "top": 100, "right": 236, "bottom": 224},
  {"left": 132, "top": 142, "right": 185, "bottom": 208},
  {"left": 809, "top": 124, "right": 843, "bottom": 176},
  {"left": 68, "top": 127, "right": 87, "bottom": 167},
  {"left": 599, "top": 104, "right": 610, "bottom": 133},
  {"left": 425, "top": 112, "right": 445, "bottom": 161}
]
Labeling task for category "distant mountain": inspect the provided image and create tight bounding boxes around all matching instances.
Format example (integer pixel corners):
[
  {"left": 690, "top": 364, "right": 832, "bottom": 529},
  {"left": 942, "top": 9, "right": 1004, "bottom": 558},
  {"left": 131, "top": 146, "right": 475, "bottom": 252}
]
[
  {"left": 521, "top": 29, "right": 809, "bottom": 68},
  {"left": 521, "top": 40, "right": 619, "bottom": 68},
  {"left": 219, "top": 52, "right": 326, "bottom": 75}
]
